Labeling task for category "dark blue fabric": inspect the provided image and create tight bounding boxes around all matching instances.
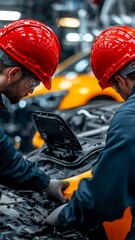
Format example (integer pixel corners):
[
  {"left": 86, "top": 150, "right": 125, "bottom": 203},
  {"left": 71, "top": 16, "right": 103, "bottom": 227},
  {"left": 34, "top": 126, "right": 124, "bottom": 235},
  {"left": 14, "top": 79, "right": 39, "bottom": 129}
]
[
  {"left": 0, "top": 95, "right": 50, "bottom": 191},
  {"left": 0, "top": 95, "right": 6, "bottom": 109},
  {"left": 59, "top": 85, "right": 135, "bottom": 236}
]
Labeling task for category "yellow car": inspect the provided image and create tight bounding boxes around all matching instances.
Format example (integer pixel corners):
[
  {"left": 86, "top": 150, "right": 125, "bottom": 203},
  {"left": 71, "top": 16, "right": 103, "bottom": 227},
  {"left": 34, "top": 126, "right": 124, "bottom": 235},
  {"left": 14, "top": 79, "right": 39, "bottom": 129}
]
[
  {"left": 1, "top": 51, "right": 123, "bottom": 152},
  {"left": 29, "top": 51, "right": 123, "bottom": 110},
  {"left": 30, "top": 51, "right": 123, "bottom": 149}
]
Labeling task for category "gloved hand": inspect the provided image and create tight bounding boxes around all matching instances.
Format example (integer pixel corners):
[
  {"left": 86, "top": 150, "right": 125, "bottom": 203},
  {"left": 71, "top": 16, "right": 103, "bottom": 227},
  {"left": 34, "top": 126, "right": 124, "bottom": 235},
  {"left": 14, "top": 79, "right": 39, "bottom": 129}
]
[
  {"left": 44, "top": 179, "right": 69, "bottom": 203},
  {"left": 42, "top": 203, "right": 67, "bottom": 226}
]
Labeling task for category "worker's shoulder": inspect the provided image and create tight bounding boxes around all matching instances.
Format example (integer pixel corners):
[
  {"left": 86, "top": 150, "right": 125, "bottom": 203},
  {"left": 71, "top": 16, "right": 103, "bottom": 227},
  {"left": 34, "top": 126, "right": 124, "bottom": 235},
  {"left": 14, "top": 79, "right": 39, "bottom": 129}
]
[{"left": 117, "top": 94, "right": 135, "bottom": 113}]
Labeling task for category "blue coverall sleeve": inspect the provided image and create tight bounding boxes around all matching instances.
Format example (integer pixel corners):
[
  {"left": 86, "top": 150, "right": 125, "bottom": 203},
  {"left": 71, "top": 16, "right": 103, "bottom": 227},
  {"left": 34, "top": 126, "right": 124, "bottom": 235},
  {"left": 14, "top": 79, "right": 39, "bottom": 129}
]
[
  {"left": 58, "top": 109, "right": 135, "bottom": 229},
  {"left": 0, "top": 128, "right": 50, "bottom": 191}
]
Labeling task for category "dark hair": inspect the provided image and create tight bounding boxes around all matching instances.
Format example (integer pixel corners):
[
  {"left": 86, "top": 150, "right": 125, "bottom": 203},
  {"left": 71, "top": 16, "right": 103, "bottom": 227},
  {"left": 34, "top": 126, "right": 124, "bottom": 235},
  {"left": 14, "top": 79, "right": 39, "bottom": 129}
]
[
  {"left": 126, "top": 71, "right": 135, "bottom": 81},
  {"left": 0, "top": 49, "right": 38, "bottom": 80},
  {"left": 0, "top": 61, "right": 6, "bottom": 73}
]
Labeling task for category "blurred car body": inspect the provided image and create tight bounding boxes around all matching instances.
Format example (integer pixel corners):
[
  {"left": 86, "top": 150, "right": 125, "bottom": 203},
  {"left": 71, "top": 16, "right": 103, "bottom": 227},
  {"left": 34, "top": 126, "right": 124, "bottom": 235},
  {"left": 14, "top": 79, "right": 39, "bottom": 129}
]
[
  {"left": 0, "top": 51, "right": 124, "bottom": 152},
  {"left": 31, "top": 50, "right": 123, "bottom": 149},
  {"left": 29, "top": 50, "right": 123, "bottom": 110}
]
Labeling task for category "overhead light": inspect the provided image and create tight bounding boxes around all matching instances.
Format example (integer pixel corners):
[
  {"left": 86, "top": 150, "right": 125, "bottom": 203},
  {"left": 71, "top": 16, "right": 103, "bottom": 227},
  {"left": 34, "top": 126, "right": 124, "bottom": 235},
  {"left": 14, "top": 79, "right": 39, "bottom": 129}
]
[
  {"left": 83, "top": 33, "right": 94, "bottom": 42},
  {"left": 66, "top": 33, "right": 82, "bottom": 42},
  {"left": 57, "top": 17, "right": 80, "bottom": 28},
  {"left": 0, "top": 11, "right": 21, "bottom": 21}
]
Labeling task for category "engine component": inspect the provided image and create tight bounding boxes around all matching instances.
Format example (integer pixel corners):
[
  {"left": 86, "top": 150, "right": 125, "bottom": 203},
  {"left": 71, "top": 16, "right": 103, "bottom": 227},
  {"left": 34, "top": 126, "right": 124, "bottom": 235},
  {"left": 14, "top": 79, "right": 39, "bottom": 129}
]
[{"left": 0, "top": 111, "right": 109, "bottom": 239}]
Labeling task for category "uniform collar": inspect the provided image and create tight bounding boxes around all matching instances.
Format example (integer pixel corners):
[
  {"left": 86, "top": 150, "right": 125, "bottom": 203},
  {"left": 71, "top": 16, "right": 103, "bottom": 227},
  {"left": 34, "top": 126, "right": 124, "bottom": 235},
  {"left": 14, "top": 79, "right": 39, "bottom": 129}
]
[{"left": 0, "top": 94, "right": 7, "bottom": 109}]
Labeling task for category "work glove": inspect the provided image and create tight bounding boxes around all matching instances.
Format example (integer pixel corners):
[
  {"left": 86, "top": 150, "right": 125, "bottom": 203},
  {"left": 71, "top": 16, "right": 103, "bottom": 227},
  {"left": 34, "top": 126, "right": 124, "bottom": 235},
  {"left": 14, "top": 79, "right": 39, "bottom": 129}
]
[
  {"left": 44, "top": 179, "right": 69, "bottom": 203},
  {"left": 42, "top": 203, "right": 67, "bottom": 226}
]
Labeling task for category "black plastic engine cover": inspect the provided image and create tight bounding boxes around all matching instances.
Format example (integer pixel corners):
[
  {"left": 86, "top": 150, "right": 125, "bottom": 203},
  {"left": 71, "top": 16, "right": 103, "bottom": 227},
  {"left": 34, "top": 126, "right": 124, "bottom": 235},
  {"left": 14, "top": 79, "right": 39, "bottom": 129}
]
[{"left": 0, "top": 111, "right": 108, "bottom": 239}]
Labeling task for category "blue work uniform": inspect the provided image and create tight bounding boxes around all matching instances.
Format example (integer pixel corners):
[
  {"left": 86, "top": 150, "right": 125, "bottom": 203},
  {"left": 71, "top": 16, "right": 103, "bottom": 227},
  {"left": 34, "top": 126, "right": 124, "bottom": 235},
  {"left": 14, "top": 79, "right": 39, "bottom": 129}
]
[
  {"left": 0, "top": 94, "right": 50, "bottom": 191},
  {"left": 58, "top": 85, "right": 135, "bottom": 239}
]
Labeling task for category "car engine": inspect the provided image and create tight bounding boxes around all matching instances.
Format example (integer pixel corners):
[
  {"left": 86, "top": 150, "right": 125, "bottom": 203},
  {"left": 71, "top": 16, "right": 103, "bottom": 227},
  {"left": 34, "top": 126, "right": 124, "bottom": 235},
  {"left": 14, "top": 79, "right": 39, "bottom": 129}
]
[{"left": 0, "top": 111, "right": 109, "bottom": 239}]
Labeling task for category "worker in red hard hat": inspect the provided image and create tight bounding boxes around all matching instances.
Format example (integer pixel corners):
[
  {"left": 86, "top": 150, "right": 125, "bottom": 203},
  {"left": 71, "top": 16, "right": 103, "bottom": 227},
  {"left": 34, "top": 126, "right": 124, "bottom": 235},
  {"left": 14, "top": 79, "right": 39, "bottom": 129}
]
[
  {"left": 44, "top": 25, "right": 135, "bottom": 239},
  {"left": 0, "top": 19, "right": 69, "bottom": 203}
]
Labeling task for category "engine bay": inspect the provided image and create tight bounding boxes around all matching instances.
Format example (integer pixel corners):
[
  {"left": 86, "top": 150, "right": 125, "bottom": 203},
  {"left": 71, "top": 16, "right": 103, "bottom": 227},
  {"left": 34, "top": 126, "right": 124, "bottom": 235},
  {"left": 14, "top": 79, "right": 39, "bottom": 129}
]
[{"left": 0, "top": 111, "right": 108, "bottom": 239}]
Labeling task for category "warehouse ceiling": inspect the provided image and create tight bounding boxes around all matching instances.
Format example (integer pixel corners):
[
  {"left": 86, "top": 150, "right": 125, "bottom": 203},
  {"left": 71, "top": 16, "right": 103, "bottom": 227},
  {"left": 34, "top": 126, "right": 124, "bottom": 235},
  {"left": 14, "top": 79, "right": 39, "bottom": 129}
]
[
  {"left": 0, "top": 0, "right": 83, "bottom": 60},
  {"left": 0, "top": 0, "right": 58, "bottom": 27},
  {"left": 0, "top": 0, "right": 133, "bottom": 61},
  {"left": 0, "top": 0, "right": 86, "bottom": 26}
]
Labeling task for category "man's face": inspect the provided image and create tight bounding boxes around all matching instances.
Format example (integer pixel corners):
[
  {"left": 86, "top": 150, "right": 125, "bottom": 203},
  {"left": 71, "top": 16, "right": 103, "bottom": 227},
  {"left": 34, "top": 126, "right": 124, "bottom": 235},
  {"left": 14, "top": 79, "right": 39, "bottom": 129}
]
[
  {"left": 111, "top": 77, "right": 132, "bottom": 101},
  {"left": 2, "top": 79, "right": 26, "bottom": 104},
  {"left": 2, "top": 74, "right": 40, "bottom": 104}
]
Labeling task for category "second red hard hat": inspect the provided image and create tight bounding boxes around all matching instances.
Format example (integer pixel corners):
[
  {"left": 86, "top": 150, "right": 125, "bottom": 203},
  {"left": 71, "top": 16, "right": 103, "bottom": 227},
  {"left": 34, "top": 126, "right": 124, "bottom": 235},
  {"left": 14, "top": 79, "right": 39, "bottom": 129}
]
[{"left": 90, "top": 26, "right": 135, "bottom": 89}]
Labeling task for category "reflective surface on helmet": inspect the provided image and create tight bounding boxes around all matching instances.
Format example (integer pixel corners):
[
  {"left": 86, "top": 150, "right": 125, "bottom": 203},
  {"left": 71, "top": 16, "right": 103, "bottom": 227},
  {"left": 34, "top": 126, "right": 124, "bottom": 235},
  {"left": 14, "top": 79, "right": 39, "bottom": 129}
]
[
  {"left": 90, "top": 26, "right": 135, "bottom": 89},
  {"left": 0, "top": 19, "right": 61, "bottom": 90}
]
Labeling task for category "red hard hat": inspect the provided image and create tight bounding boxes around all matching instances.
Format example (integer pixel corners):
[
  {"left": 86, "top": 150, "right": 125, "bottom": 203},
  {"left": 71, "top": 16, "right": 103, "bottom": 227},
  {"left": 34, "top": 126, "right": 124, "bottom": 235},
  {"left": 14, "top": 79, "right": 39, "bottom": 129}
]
[
  {"left": 90, "top": 25, "right": 135, "bottom": 89},
  {"left": 0, "top": 19, "right": 61, "bottom": 90}
]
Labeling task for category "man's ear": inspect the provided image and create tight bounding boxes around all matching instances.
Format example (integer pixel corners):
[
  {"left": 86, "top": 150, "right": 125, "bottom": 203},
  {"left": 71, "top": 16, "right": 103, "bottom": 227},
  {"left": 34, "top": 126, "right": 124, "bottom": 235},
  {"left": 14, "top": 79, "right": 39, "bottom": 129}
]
[
  {"left": 7, "top": 67, "right": 22, "bottom": 82},
  {"left": 115, "top": 75, "right": 127, "bottom": 88}
]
